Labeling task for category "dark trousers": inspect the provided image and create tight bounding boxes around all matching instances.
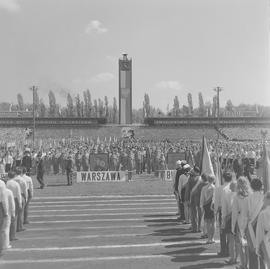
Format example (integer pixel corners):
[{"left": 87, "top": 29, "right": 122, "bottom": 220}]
[
  {"left": 66, "top": 169, "right": 72, "bottom": 185},
  {"left": 218, "top": 209, "right": 229, "bottom": 255},
  {"left": 17, "top": 197, "right": 25, "bottom": 232},
  {"left": 37, "top": 172, "right": 45, "bottom": 188},
  {"left": 5, "top": 163, "right": 11, "bottom": 173},
  {"left": 190, "top": 203, "right": 202, "bottom": 232},
  {"left": 10, "top": 198, "right": 19, "bottom": 240},
  {"left": 249, "top": 247, "right": 265, "bottom": 269},
  {"left": 24, "top": 190, "right": 32, "bottom": 223}
]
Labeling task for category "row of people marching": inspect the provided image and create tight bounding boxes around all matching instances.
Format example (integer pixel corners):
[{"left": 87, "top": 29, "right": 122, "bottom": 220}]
[
  {"left": 0, "top": 167, "right": 33, "bottom": 255},
  {"left": 174, "top": 160, "right": 270, "bottom": 269}
]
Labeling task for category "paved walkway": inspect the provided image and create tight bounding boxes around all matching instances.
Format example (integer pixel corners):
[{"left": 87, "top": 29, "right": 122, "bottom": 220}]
[{"left": 0, "top": 195, "right": 234, "bottom": 269}]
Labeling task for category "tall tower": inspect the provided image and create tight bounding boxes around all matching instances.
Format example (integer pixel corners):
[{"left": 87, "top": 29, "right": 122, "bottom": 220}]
[{"left": 119, "top": 53, "right": 132, "bottom": 124}]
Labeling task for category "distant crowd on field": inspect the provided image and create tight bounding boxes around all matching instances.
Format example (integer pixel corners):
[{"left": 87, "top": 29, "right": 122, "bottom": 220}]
[
  {"left": 173, "top": 160, "right": 270, "bottom": 269},
  {"left": 0, "top": 136, "right": 267, "bottom": 186}
]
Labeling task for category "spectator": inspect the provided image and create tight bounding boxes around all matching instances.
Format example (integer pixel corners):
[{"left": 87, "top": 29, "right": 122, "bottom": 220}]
[
  {"left": 200, "top": 174, "right": 216, "bottom": 244},
  {"left": 232, "top": 176, "right": 251, "bottom": 269}
]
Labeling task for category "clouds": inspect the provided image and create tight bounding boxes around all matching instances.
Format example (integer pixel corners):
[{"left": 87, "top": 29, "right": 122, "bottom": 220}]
[
  {"left": 156, "top": 80, "right": 182, "bottom": 91},
  {"left": 85, "top": 20, "right": 108, "bottom": 34},
  {"left": 72, "top": 72, "right": 115, "bottom": 86},
  {"left": 90, "top": 72, "right": 114, "bottom": 83},
  {"left": 0, "top": 0, "right": 20, "bottom": 12}
]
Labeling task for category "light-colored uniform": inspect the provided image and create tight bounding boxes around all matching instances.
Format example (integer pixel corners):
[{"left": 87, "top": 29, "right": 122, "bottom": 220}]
[
  {"left": 244, "top": 191, "right": 264, "bottom": 269},
  {"left": 22, "top": 173, "right": 33, "bottom": 223},
  {"left": 2, "top": 188, "right": 15, "bottom": 249},
  {"left": 256, "top": 205, "right": 270, "bottom": 269},
  {"left": 13, "top": 175, "right": 28, "bottom": 231},
  {"left": 0, "top": 180, "right": 8, "bottom": 252},
  {"left": 6, "top": 179, "right": 21, "bottom": 240}
]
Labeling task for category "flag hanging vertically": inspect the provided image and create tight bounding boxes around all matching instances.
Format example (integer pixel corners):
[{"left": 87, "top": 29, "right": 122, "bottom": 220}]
[
  {"left": 200, "top": 136, "right": 216, "bottom": 183},
  {"left": 262, "top": 143, "right": 270, "bottom": 193}
]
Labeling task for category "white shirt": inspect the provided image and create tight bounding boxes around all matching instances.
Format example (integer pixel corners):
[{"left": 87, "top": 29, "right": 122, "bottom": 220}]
[
  {"left": 200, "top": 183, "right": 215, "bottom": 208},
  {"left": 22, "top": 174, "right": 34, "bottom": 198},
  {"left": 213, "top": 182, "right": 230, "bottom": 213},
  {"left": 0, "top": 180, "right": 8, "bottom": 215},
  {"left": 6, "top": 188, "right": 15, "bottom": 218},
  {"left": 14, "top": 175, "right": 28, "bottom": 201},
  {"left": 7, "top": 179, "right": 22, "bottom": 208},
  {"left": 247, "top": 191, "right": 264, "bottom": 223},
  {"left": 178, "top": 174, "right": 189, "bottom": 193},
  {"left": 231, "top": 194, "right": 249, "bottom": 236},
  {"left": 221, "top": 190, "right": 236, "bottom": 227},
  {"left": 256, "top": 205, "right": 270, "bottom": 255}
]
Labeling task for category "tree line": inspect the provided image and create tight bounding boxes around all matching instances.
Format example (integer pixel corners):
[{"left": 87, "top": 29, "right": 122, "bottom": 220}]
[{"left": 0, "top": 90, "right": 265, "bottom": 123}]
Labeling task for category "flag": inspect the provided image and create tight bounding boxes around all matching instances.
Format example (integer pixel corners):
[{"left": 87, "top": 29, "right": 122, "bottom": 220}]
[
  {"left": 262, "top": 143, "right": 270, "bottom": 193},
  {"left": 215, "top": 153, "right": 222, "bottom": 187},
  {"left": 200, "top": 136, "right": 216, "bottom": 183}
]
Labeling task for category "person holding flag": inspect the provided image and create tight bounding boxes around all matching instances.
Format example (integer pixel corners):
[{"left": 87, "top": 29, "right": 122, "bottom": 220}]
[{"left": 245, "top": 178, "right": 265, "bottom": 269}]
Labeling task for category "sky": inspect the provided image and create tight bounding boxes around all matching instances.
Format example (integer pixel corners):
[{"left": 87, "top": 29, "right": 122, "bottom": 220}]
[{"left": 0, "top": 0, "right": 269, "bottom": 111}]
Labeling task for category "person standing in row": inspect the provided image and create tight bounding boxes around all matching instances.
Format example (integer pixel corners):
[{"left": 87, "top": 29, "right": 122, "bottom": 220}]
[
  {"left": 0, "top": 179, "right": 8, "bottom": 254},
  {"left": 231, "top": 176, "right": 251, "bottom": 269},
  {"left": 13, "top": 168, "right": 27, "bottom": 232},
  {"left": 200, "top": 174, "right": 216, "bottom": 243},
  {"left": 245, "top": 178, "right": 265, "bottom": 269},
  {"left": 173, "top": 160, "right": 185, "bottom": 220},
  {"left": 213, "top": 171, "right": 232, "bottom": 257},
  {"left": 66, "top": 153, "right": 73, "bottom": 186},
  {"left": 6, "top": 171, "right": 20, "bottom": 241},
  {"left": 36, "top": 152, "right": 45, "bottom": 189},
  {"left": 22, "top": 149, "right": 32, "bottom": 176},
  {"left": 179, "top": 164, "right": 191, "bottom": 223},
  {"left": 256, "top": 191, "right": 270, "bottom": 269},
  {"left": 221, "top": 180, "right": 238, "bottom": 265},
  {"left": 22, "top": 167, "right": 33, "bottom": 224},
  {"left": 1, "top": 178, "right": 15, "bottom": 250}
]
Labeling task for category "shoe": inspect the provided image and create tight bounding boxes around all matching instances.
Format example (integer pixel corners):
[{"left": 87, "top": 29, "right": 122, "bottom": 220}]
[
  {"left": 18, "top": 228, "right": 26, "bottom": 232},
  {"left": 200, "top": 234, "right": 208, "bottom": 239},
  {"left": 217, "top": 252, "right": 227, "bottom": 257},
  {"left": 10, "top": 238, "right": 18, "bottom": 241},
  {"left": 206, "top": 240, "right": 215, "bottom": 244},
  {"left": 23, "top": 221, "right": 30, "bottom": 224},
  {"left": 6, "top": 245, "right": 12, "bottom": 249}
]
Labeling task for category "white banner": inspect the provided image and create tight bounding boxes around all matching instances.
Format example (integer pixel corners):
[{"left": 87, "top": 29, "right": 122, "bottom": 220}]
[
  {"left": 161, "top": 170, "right": 175, "bottom": 181},
  {"left": 76, "top": 171, "right": 126, "bottom": 183}
]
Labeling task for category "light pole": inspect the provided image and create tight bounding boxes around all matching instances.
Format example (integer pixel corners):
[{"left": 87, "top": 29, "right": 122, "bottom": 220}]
[
  {"left": 30, "top": 86, "right": 38, "bottom": 150},
  {"left": 213, "top": 86, "right": 223, "bottom": 129}
]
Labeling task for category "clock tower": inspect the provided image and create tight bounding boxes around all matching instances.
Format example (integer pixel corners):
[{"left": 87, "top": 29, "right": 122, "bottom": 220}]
[{"left": 119, "top": 53, "right": 132, "bottom": 124}]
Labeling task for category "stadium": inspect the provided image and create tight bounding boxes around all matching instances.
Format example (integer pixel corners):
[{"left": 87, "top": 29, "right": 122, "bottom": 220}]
[{"left": 0, "top": 1, "right": 270, "bottom": 269}]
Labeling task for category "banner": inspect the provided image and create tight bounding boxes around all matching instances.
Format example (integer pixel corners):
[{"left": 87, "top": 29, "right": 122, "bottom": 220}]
[
  {"left": 76, "top": 171, "right": 126, "bottom": 183},
  {"left": 167, "top": 152, "right": 186, "bottom": 170},
  {"left": 89, "top": 153, "right": 109, "bottom": 171},
  {"left": 161, "top": 170, "right": 175, "bottom": 181}
]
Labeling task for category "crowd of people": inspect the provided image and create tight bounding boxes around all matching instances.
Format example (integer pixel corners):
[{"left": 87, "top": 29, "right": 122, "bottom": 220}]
[
  {"left": 173, "top": 159, "right": 270, "bottom": 269},
  {"left": 0, "top": 133, "right": 269, "bottom": 267},
  {"left": 0, "top": 166, "right": 33, "bottom": 255},
  {"left": 0, "top": 136, "right": 266, "bottom": 186}
]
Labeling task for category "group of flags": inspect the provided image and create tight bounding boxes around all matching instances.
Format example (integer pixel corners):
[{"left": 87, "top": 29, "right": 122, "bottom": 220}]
[{"left": 200, "top": 135, "right": 270, "bottom": 191}]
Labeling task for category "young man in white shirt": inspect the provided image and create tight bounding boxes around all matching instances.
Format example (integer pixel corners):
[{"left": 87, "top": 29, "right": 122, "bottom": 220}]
[
  {"left": 22, "top": 167, "right": 33, "bottom": 224},
  {"left": 6, "top": 171, "right": 21, "bottom": 241}
]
